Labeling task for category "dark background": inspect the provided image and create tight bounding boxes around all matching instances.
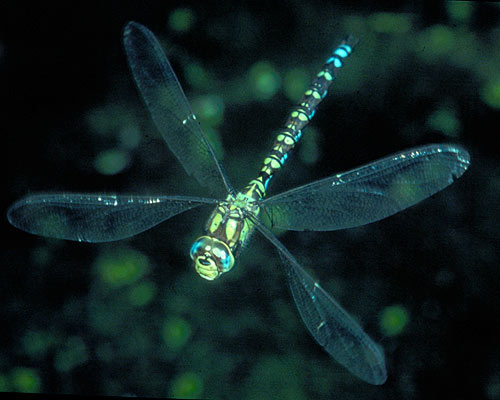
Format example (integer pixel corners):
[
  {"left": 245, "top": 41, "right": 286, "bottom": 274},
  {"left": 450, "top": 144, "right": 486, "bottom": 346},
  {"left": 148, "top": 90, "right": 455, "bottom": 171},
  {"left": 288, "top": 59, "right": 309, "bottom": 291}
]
[{"left": 2, "top": 1, "right": 499, "bottom": 399}]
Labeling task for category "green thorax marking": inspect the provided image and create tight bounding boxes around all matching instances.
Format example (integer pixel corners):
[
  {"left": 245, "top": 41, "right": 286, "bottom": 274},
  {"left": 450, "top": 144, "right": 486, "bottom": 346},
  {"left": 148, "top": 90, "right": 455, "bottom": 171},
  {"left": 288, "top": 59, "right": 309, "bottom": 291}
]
[
  {"left": 206, "top": 192, "right": 260, "bottom": 256},
  {"left": 190, "top": 191, "right": 260, "bottom": 280}
]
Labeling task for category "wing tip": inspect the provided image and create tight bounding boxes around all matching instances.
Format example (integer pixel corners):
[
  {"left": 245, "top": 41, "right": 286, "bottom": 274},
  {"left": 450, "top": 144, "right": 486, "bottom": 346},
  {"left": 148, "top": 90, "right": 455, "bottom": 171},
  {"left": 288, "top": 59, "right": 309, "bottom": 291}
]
[
  {"left": 367, "top": 367, "right": 388, "bottom": 385},
  {"left": 123, "top": 21, "right": 149, "bottom": 44}
]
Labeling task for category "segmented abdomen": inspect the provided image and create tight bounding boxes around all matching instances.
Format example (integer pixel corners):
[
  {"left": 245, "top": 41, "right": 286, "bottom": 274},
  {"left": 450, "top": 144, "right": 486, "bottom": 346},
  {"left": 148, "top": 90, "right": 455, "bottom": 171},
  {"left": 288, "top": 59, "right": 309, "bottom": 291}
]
[{"left": 244, "top": 35, "right": 358, "bottom": 200}]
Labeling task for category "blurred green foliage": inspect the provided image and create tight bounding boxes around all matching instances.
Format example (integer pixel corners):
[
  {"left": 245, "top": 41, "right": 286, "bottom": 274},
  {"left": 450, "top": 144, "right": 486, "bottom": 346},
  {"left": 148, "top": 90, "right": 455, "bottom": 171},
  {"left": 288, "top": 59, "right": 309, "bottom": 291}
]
[
  {"left": 162, "top": 316, "right": 192, "bottom": 352},
  {"left": 481, "top": 78, "right": 500, "bottom": 109},
  {"left": 128, "top": 280, "right": 157, "bottom": 307},
  {"left": 191, "top": 94, "right": 225, "bottom": 127},
  {"left": 22, "top": 330, "right": 57, "bottom": 359},
  {"left": 169, "top": 372, "right": 203, "bottom": 399},
  {"left": 379, "top": 305, "right": 409, "bottom": 337},
  {"left": 248, "top": 61, "right": 281, "bottom": 100},
  {"left": 184, "top": 61, "right": 214, "bottom": 91},
  {"left": 94, "top": 148, "right": 131, "bottom": 175},
  {"left": 427, "top": 106, "right": 460, "bottom": 137},
  {"left": 96, "top": 247, "right": 149, "bottom": 287},
  {"left": 283, "top": 67, "right": 309, "bottom": 102},
  {"left": 168, "top": 8, "right": 195, "bottom": 33},
  {"left": 446, "top": 1, "right": 474, "bottom": 24},
  {"left": 54, "top": 336, "right": 88, "bottom": 373},
  {"left": 10, "top": 368, "right": 41, "bottom": 393},
  {"left": 298, "top": 126, "right": 321, "bottom": 165}
]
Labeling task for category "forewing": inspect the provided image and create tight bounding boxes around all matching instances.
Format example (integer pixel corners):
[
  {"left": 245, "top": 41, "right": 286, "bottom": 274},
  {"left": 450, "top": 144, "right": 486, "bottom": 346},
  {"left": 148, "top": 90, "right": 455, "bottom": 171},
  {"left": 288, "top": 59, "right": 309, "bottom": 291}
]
[
  {"left": 262, "top": 144, "right": 470, "bottom": 231},
  {"left": 123, "top": 22, "right": 231, "bottom": 196},
  {"left": 7, "top": 193, "right": 216, "bottom": 242}
]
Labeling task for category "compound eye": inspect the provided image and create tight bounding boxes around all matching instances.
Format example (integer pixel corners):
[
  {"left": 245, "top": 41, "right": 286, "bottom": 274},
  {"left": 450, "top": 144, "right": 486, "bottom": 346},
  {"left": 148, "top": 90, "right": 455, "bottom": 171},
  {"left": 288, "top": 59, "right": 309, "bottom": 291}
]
[
  {"left": 212, "top": 245, "right": 234, "bottom": 272},
  {"left": 190, "top": 236, "right": 235, "bottom": 280},
  {"left": 190, "top": 237, "right": 210, "bottom": 260}
]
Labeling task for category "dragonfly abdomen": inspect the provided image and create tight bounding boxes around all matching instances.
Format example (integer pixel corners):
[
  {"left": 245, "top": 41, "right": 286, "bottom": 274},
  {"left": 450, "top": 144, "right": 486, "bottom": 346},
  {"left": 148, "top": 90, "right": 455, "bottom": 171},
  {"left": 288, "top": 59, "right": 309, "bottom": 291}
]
[{"left": 244, "top": 36, "right": 357, "bottom": 201}]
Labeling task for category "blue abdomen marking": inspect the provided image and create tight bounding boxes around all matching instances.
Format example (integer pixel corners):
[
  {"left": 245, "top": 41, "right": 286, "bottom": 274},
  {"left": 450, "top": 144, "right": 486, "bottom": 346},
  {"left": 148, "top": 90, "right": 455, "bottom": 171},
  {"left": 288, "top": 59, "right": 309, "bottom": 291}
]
[{"left": 244, "top": 35, "right": 357, "bottom": 200}]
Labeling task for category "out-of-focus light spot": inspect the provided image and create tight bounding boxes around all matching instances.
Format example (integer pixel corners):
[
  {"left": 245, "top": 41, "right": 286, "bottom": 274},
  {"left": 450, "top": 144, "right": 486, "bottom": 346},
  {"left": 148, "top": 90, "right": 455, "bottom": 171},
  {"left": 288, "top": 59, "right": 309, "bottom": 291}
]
[
  {"left": 191, "top": 95, "right": 225, "bottom": 127},
  {"left": 97, "top": 248, "right": 149, "bottom": 288},
  {"left": 185, "top": 62, "right": 213, "bottom": 91},
  {"left": 86, "top": 105, "right": 122, "bottom": 136},
  {"left": 54, "top": 336, "right": 88, "bottom": 373},
  {"left": 128, "top": 281, "right": 157, "bottom": 307},
  {"left": 283, "top": 67, "right": 309, "bottom": 102},
  {"left": 248, "top": 61, "right": 280, "bottom": 101},
  {"left": 86, "top": 107, "right": 113, "bottom": 136},
  {"left": 169, "top": 372, "right": 203, "bottom": 399},
  {"left": 11, "top": 367, "right": 41, "bottom": 393},
  {"left": 298, "top": 127, "right": 320, "bottom": 165},
  {"left": 389, "top": 175, "right": 422, "bottom": 204},
  {"left": 427, "top": 107, "right": 461, "bottom": 137},
  {"left": 481, "top": 78, "right": 500, "bottom": 109},
  {"left": 22, "top": 330, "right": 56, "bottom": 358},
  {"left": 87, "top": 105, "right": 139, "bottom": 138},
  {"left": 162, "top": 317, "right": 192, "bottom": 351},
  {"left": 380, "top": 304, "right": 409, "bottom": 336},
  {"left": 168, "top": 8, "right": 195, "bottom": 33},
  {"left": 447, "top": 1, "right": 474, "bottom": 24},
  {"left": 119, "top": 124, "right": 141, "bottom": 149},
  {"left": 369, "top": 12, "right": 412, "bottom": 34},
  {"left": 94, "top": 149, "right": 130, "bottom": 175},
  {"left": 417, "top": 25, "right": 455, "bottom": 61}
]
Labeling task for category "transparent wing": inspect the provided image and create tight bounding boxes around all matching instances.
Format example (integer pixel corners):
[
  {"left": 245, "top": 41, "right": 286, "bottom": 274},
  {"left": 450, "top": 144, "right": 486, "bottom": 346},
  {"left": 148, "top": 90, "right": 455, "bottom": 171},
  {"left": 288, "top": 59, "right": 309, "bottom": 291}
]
[
  {"left": 7, "top": 193, "right": 217, "bottom": 242},
  {"left": 123, "top": 21, "right": 232, "bottom": 196},
  {"left": 250, "top": 216, "right": 386, "bottom": 384},
  {"left": 261, "top": 144, "right": 470, "bottom": 231}
]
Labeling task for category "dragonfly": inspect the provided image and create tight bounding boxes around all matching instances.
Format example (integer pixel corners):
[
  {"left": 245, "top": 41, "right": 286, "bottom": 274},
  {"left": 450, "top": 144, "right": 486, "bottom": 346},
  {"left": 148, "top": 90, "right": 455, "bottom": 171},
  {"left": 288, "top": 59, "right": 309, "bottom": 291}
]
[{"left": 8, "top": 22, "right": 470, "bottom": 385}]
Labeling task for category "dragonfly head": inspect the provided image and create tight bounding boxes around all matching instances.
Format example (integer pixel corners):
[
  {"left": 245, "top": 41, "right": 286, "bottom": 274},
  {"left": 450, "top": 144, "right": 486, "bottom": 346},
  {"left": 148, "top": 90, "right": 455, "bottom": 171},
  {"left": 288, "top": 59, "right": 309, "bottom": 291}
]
[{"left": 190, "top": 236, "right": 235, "bottom": 280}]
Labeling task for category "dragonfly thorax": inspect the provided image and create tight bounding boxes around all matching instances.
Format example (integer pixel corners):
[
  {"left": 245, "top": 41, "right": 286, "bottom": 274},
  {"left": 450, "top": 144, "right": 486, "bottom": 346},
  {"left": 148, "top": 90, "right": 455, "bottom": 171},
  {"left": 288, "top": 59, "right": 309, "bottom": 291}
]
[{"left": 190, "top": 192, "right": 259, "bottom": 280}]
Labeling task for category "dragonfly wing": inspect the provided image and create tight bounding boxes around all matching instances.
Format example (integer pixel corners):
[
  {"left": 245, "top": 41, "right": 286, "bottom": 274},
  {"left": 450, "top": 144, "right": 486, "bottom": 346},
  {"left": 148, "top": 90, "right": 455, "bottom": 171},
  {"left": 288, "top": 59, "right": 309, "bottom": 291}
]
[
  {"left": 123, "top": 22, "right": 231, "bottom": 196},
  {"left": 7, "top": 193, "right": 216, "bottom": 242},
  {"left": 251, "top": 216, "right": 387, "bottom": 385},
  {"left": 261, "top": 144, "right": 470, "bottom": 231}
]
